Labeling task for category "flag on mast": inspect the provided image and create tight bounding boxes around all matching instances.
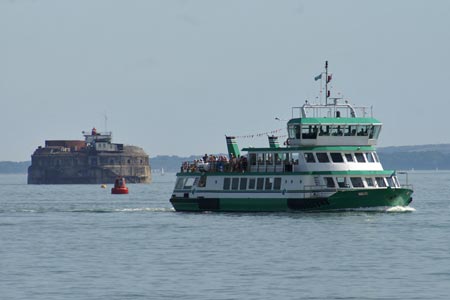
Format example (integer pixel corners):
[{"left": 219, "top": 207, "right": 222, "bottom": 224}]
[
  {"left": 327, "top": 74, "right": 332, "bottom": 83},
  {"left": 314, "top": 73, "right": 322, "bottom": 81}
]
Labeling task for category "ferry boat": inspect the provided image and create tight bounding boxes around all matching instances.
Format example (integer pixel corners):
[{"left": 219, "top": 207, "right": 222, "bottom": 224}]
[{"left": 170, "top": 62, "right": 413, "bottom": 212}]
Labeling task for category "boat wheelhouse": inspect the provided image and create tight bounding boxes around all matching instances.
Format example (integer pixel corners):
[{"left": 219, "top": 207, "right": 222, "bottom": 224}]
[{"left": 170, "top": 62, "right": 413, "bottom": 212}]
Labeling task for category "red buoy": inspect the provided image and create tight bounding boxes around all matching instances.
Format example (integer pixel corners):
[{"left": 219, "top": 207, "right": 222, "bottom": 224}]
[{"left": 111, "top": 177, "right": 129, "bottom": 194}]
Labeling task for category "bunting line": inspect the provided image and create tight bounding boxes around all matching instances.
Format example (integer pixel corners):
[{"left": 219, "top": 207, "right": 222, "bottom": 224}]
[{"left": 228, "top": 128, "right": 285, "bottom": 139}]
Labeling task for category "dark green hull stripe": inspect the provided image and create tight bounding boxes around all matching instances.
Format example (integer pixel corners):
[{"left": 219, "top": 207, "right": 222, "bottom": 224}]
[{"left": 170, "top": 188, "right": 413, "bottom": 212}]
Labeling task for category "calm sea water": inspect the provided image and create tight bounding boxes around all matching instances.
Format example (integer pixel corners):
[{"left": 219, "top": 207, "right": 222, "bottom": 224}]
[{"left": 1, "top": 172, "right": 449, "bottom": 300}]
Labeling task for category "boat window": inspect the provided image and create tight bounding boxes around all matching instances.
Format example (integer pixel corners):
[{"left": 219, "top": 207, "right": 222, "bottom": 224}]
[
  {"left": 257, "top": 153, "right": 265, "bottom": 165},
  {"left": 248, "top": 178, "right": 256, "bottom": 190},
  {"left": 371, "top": 125, "right": 382, "bottom": 139},
  {"left": 373, "top": 152, "right": 380, "bottom": 162},
  {"left": 355, "top": 153, "right": 366, "bottom": 163},
  {"left": 376, "top": 177, "right": 386, "bottom": 187},
  {"left": 265, "top": 178, "right": 273, "bottom": 190},
  {"left": 184, "top": 177, "right": 196, "bottom": 188},
  {"left": 386, "top": 177, "right": 395, "bottom": 187},
  {"left": 231, "top": 178, "right": 239, "bottom": 190},
  {"left": 366, "top": 152, "right": 375, "bottom": 163},
  {"left": 223, "top": 178, "right": 231, "bottom": 190},
  {"left": 266, "top": 153, "right": 274, "bottom": 165},
  {"left": 291, "top": 153, "right": 299, "bottom": 165},
  {"left": 345, "top": 125, "right": 357, "bottom": 136},
  {"left": 345, "top": 153, "right": 354, "bottom": 162},
  {"left": 357, "top": 125, "right": 369, "bottom": 136},
  {"left": 274, "top": 153, "right": 282, "bottom": 165},
  {"left": 350, "top": 177, "right": 364, "bottom": 188},
  {"left": 393, "top": 176, "right": 400, "bottom": 187},
  {"left": 274, "top": 178, "right": 282, "bottom": 190},
  {"left": 288, "top": 125, "right": 301, "bottom": 139},
  {"left": 304, "top": 152, "right": 316, "bottom": 163},
  {"left": 257, "top": 178, "right": 264, "bottom": 190},
  {"left": 330, "top": 153, "right": 344, "bottom": 163},
  {"left": 250, "top": 153, "right": 257, "bottom": 166},
  {"left": 324, "top": 177, "right": 335, "bottom": 188},
  {"left": 175, "top": 178, "right": 186, "bottom": 189},
  {"left": 336, "top": 177, "right": 348, "bottom": 188},
  {"left": 316, "top": 152, "right": 330, "bottom": 163},
  {"left": 302, "top": 125, "right": 318, "bottom": 139},
  {"left": 319, "top": 125, "right": 330, "bottom": 136},
  {"left": 239, "top": 178, "right": 248, "bottom": 190},
  {"left": 330, "top": 125, "right": 344, "bottom": 136},
  {"left": 198, "top": 175, "right": 207, "bottom": 188},
  {"left": 365, "top": 178, "right": 374, "bottom": 187}
]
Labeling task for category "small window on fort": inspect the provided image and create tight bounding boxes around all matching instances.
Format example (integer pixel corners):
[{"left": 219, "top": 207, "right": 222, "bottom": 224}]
[
  {"left": 355, "top": 153, "right": 366, "bottom": 163},
  {"left": 127, "top": 159, "right": 131, "bottom": 164},
  {"left": 330, "top": 153, "right": 344, "bottom": 163},
  {"left": 316, "top": 153, "right": 330, "bottom": 163}
]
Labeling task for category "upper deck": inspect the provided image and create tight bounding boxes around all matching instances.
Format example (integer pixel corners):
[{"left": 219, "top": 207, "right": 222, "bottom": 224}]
[{"left": 286, "top": 100, "right": 382, "bottom": 147}]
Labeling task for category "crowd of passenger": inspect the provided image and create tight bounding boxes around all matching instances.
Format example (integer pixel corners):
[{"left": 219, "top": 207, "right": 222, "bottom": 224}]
[{"left": 181, "top": 153, "right": 248, "bottom": 173}]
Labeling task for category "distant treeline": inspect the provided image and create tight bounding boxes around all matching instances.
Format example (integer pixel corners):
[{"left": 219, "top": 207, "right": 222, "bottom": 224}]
[
  {"left": 0, "top": 161, "right": 30, "bottom": 174},
  {"left": 4, "top": 144, "right": 450, "bottom": 173}
]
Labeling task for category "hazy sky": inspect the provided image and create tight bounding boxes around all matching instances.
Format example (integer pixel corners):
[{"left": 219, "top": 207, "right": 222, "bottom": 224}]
[{"left": 1, "top": 0, "right": 450, "bottom": 161}]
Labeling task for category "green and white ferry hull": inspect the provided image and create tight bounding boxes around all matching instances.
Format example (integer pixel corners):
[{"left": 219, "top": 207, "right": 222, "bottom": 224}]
[
  {"left": 170, "top": 172, "right": 413, "bottom": 212},
  {"left": 170, "top": 62, "right": 414, "bottom": 212}
]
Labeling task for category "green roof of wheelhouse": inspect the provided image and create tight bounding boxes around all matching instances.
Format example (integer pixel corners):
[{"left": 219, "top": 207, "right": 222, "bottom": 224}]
[{"left": 288, "top": 117, "right": 382, "bottom": 125}]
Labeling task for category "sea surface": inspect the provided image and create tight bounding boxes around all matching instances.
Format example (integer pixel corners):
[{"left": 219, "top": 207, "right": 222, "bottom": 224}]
[{"left": 1, "top": 172, "right": 449, "bottom": 300}]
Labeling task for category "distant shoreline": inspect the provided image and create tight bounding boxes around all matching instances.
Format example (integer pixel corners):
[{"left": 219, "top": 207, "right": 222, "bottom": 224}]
[{"left": 4, "top": 143, "right": 450, "bottom": 173}]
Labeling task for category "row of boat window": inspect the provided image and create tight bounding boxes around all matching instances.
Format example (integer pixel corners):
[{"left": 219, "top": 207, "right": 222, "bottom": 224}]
[
  {"left": 249, "top": 152, "right": 380, "bottom": 165},
  {"left": 288, "top": 124, "right": 382, "bottom": 140},
  {"left": 175, "top": 175, "right": 399, "bottom": 191}
]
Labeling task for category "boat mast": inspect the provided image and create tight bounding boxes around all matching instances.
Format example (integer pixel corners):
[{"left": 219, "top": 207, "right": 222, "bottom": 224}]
[{"left": 325, "top": 60, "right": 329, "bottom": 105}]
